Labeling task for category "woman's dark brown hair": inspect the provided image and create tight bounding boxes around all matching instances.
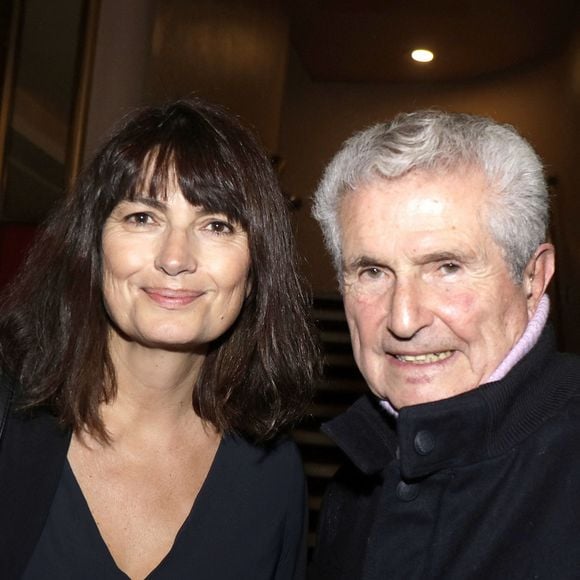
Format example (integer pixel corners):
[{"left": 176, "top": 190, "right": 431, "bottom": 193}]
[{"left": 0, "top": 98, "right": 318, "bottom": 442}]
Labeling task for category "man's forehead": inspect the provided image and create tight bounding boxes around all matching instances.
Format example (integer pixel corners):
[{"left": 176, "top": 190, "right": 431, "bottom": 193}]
[
  {"left": 337, "top": 168, "right": 502, "bottom": 268},
  {"left": 341, "top": 169, "right": 488, "bottom": 220}
]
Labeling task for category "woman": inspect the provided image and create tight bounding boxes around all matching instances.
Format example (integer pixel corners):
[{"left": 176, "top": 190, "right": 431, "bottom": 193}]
[{"left": 0, "top": 98, "right": 318, "bottom": 579}]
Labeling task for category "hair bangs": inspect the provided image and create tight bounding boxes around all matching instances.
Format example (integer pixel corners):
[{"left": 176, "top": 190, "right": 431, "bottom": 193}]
[{"left": 111, "top": 125, "right": 248, "bottom": 228}]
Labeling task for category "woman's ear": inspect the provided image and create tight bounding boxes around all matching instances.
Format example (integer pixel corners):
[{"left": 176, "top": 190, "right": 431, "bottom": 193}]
[{"left": 523, "top": 243, "right": 555, "bottom": 317}]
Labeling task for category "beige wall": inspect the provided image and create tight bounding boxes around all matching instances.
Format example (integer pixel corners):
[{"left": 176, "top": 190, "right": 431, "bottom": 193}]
[
  {"left": 85, "top": 0, "right": 288, "bottom": 158},
  {"left": 84, "top": 0, "right": 156, "bottom": 160},
  {"left": 147, "top": 0, "right": 288, "bottom": 152}
]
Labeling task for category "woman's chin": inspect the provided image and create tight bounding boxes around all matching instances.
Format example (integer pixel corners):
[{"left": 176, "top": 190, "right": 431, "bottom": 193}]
[{"left": 109, "top": 326, "right": 209, "bottom": 354}]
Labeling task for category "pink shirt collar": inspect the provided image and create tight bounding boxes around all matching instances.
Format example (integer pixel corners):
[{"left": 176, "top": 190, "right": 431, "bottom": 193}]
[{"left": 379, "top": 294, "right": 550, "bottom": 417}]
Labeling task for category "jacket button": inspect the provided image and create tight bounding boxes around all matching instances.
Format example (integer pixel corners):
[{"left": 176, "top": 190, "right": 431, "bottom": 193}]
[
  {"left": 414, "top": 430, "right": 435, "bottom": 455},
  {"left": 396, "top": 481, "right": 420, "bottom": 501}
]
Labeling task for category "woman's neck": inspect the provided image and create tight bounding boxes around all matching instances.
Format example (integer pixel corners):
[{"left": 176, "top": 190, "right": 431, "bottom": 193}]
[{"left": 99, "top": 332, "right": 209, "bottom": 444}]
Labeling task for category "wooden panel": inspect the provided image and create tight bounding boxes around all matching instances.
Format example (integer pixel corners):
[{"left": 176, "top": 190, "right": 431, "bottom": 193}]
[{"left": 148, "top": 0, "right": 288, "bottom": 151}]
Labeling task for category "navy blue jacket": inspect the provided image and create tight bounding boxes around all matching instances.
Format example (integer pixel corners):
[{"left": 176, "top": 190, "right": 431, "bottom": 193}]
[{"left": 310, "top": 329, "right": 580, "bottom": 579}]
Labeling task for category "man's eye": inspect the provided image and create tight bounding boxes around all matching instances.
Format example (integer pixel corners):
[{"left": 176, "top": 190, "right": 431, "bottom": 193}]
[
  {"left": 440, "top": 262, "right": 460, "bottom": 274},
  {"left": 361, "top": 267, "right": 383, "bottom": 279}
]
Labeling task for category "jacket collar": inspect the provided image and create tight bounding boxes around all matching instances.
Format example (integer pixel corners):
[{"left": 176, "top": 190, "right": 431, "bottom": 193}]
[
  {"left": 323, "top": 327, "right": 571, "bottom": 481},
  {"left": 322, "top": 394, "right": 397, "bottom": 475}
]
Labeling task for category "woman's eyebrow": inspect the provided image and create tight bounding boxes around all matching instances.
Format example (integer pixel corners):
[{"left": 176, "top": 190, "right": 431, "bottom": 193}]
[{"left": 125, "top": 196, "right": 166, "bottom": 210}]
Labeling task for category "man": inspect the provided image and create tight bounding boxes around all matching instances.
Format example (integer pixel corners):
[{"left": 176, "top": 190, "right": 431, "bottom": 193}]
[{"left": 309, "top": 111, "right": 580, "bottom": 579}]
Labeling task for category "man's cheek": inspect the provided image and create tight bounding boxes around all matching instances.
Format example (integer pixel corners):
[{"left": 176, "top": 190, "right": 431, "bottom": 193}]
[{"left": 438, "top": 290, "right": 477, "bottom": 325}]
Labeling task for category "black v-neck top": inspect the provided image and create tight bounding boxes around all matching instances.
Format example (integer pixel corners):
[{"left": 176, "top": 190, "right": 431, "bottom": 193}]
[{"left": 22, "top": 435, "right": 307, "bottom": 579}]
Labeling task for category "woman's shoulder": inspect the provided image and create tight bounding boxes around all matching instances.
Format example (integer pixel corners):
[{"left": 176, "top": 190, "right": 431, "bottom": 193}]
[
  {"left": 224, "top": 433, "right": 302, "bottom": 462},
  {"left": 220, "top": 434, "right": 304, "bottom": 485}
]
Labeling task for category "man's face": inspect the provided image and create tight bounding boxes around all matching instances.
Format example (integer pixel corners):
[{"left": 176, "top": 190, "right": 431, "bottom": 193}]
[{"left": 339, "top": 168, "right": 549, "bottom": 409}]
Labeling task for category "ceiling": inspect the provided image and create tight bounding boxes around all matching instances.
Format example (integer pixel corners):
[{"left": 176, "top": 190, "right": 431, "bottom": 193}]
[{"left": 286, "top": 0, "right": 579, "bottom": 83}]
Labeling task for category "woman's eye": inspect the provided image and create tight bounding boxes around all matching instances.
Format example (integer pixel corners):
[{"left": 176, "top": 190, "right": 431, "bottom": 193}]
[
  {"left": 206, "top": 220, "right": 233, "bottom": 234},
  {"left": 125, "top": 212, "right": 154, "bottom": 226}
]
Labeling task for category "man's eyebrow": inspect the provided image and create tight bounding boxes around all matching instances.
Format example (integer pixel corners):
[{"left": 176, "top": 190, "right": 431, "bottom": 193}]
[
  {"left": 343, "top": 255, "right": 388, "bottom": 272},
  {"left": 342, "top": 251, "right": 475, "bottom": 272},
  {"left": 416, "top": 251, "right": 473, "bottom": 264}
]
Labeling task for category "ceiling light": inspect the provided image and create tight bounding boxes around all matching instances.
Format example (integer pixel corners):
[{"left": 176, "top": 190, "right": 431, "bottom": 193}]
[{"left": 411, "top": 49, "right": 434, "bottom": 63}]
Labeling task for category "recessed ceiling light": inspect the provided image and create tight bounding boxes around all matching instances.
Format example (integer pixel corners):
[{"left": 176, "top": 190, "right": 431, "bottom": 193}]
[{"left": 411, "top": 49, "right": 434, "bottom": 63}]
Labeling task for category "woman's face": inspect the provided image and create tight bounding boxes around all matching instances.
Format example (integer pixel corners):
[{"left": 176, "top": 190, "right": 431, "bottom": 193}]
[{"left": 101, "top": 189, "right": 251, "bottom": 351}]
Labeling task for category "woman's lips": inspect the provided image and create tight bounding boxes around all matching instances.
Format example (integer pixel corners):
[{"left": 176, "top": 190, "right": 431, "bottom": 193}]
[{"left": 143, "top": 288, "right": 202, "bottom": 308}]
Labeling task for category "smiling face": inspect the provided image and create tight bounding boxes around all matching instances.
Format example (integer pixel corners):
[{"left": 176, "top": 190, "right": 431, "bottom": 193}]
[
  {"left": 339, "top": 168, "right": 554, "bottom": 409},
  {"left": 101, "top": 189, "right": 251, "bottom": 353}
]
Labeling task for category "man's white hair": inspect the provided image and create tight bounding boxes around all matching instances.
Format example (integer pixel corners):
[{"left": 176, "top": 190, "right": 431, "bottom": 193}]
[{"left": 312, "top": 110, "right": 549, "bottom": 283}]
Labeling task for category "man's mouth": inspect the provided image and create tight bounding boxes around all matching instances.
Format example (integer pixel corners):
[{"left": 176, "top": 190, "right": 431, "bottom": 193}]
[{"left": 394, "top": 351, "right": 454, "bottom": 364}]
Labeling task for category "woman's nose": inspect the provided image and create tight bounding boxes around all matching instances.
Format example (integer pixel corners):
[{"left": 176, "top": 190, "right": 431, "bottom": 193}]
[{"left": 154, "top": 228, "right": 197, "bottom": 276}]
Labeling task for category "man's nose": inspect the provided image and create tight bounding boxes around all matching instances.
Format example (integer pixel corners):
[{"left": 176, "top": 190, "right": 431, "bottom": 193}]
[
  {"left": 386, "top": 278, "right": 433, "bottom": 340},
  {"left": 154, "top": 228, "right": 197, "bottom": 276}
]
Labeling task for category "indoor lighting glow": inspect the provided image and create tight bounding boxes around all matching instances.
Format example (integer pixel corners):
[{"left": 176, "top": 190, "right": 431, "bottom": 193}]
[{"left": 411, "top": 49, "right": 434, "bottom": 63}]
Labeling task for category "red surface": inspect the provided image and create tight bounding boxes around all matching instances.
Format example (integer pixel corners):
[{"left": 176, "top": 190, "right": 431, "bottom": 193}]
[{"left": 0, "top": 223, "right": 38, "bottom": 291}]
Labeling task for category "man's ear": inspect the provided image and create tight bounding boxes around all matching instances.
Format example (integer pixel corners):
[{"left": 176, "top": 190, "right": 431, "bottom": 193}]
[{"left": 523, "top": 243, "right": 555, "bottom": 317}]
